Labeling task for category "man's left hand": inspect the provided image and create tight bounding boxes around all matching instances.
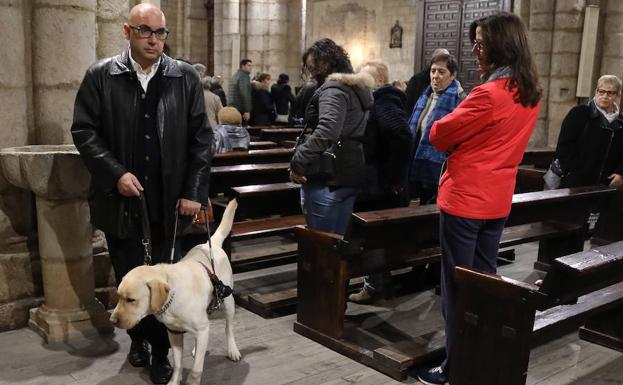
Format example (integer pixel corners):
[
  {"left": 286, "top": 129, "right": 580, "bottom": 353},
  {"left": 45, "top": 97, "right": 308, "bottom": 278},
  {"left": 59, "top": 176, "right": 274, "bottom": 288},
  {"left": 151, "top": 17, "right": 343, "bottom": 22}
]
[
  {"left": 608, "top": 173, "right": 623, "bottom": 189},
  {"left": 178, "top": 198, "right": 201, "bottom": 216}
]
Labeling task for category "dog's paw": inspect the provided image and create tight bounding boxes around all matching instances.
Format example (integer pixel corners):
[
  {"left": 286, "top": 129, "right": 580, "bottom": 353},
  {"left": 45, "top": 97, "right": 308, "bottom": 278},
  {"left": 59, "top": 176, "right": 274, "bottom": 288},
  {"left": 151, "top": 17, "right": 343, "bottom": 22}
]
[
  {"left": 185, "top": 370, "right": 202, "bottom": 385},
  {"left": 228, "top": 347, "right": 242, "bottom": 361}
]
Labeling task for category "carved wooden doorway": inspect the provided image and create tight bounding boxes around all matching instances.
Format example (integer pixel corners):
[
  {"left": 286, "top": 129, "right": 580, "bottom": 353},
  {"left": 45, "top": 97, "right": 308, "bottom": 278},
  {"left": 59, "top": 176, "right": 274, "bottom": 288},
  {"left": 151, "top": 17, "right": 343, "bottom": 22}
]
[{"left": 414, "top": 0, "right": 512, "bottom": 92}]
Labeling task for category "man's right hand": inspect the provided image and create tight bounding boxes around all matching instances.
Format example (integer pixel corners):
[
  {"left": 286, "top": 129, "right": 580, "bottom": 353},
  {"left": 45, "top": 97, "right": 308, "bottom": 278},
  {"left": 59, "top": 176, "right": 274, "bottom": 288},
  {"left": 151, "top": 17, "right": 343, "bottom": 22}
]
[
  {"left": 242, "top": 112, "right": 251, "bottom": 122},
  {"left": 117, "top": 172, "right": 144, "bottom": 197}
]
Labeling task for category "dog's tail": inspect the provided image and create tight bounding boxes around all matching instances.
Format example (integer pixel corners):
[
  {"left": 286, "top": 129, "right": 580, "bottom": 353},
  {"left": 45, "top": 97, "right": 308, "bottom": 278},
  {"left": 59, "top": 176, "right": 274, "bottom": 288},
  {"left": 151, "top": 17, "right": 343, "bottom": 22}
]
[{"left": 210, "top": 198, "right": 238, "bottom": 249}]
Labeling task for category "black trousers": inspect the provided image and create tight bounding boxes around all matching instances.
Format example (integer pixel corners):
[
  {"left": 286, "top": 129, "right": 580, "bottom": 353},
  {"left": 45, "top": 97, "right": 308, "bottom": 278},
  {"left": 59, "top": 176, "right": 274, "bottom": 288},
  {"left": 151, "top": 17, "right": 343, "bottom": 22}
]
[
  {"left": 106, "top": 222, "right": 181, "bottom": 357},
  {"left": 439, "top": 210, "right": 507, "bottom": 372}
]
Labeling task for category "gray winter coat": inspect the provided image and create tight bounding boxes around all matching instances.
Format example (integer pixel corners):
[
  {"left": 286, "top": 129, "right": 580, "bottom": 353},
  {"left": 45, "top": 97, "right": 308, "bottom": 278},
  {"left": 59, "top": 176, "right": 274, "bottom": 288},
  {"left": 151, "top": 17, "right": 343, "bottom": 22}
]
[{"left": 290, "top": 72, "right": 374, "bottom": 182}]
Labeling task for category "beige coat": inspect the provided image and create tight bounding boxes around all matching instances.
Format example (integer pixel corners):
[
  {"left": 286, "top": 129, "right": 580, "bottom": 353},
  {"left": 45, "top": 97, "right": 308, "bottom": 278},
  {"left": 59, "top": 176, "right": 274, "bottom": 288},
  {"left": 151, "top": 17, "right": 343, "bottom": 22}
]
[{"left": 204, "top": 89, "right": 223, "bottom": 129}]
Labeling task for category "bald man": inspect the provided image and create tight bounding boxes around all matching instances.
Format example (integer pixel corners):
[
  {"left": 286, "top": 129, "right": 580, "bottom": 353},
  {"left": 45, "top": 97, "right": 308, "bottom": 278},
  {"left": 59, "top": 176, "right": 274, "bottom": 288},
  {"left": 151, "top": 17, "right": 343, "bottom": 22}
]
[{"left": 71, "top": 4, "right": 213, "bottom": 383}]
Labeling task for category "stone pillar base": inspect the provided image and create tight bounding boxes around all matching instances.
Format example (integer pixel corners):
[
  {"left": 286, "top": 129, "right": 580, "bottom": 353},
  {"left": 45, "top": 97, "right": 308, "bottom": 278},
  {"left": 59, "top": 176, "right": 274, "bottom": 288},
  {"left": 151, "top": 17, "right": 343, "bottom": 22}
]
[{"left": 28, "top": 301, "right": 113, "bottom": 344}]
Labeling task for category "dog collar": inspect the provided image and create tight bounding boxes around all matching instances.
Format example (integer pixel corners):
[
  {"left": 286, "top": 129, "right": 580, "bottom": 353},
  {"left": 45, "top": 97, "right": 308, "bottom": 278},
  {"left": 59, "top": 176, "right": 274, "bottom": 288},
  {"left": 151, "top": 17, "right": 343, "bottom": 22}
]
[{"left": 154, "top": 289, "right": 176, "bottom": 316}]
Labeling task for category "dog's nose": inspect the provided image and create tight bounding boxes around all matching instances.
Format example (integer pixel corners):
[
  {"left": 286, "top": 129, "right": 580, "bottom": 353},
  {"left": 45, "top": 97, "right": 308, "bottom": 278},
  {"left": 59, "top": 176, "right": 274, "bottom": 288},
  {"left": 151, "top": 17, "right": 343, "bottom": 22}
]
[{"left": 109, "top": 314, "right": 118, "bottom": 326}]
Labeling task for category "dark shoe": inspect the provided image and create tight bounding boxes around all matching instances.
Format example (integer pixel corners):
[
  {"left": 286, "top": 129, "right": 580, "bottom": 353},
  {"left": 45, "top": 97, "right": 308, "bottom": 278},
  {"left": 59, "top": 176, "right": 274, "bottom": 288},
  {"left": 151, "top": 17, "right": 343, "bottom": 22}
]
[
  {"left": 417, "top": 366, "right": 448, "bottom": 385},
  {"left": 127, "top": 340, "right": 150, "bottom": 367},
  {"left": 150, "top": 355, "right": 173, "bottom": 384}
]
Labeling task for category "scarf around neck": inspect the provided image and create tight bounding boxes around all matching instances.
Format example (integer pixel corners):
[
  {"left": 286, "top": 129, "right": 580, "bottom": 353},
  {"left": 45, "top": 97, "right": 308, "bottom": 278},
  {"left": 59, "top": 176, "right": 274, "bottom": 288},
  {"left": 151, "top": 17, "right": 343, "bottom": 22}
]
[{"left": 408, "top": 79, "right": 463, "bottom": 186}]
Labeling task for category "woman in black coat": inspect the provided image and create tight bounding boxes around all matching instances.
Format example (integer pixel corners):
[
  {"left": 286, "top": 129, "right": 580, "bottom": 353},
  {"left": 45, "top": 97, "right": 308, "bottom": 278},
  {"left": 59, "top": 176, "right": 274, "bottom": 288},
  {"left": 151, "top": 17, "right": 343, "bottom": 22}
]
[
  {"left": 271, "top": 73, "right": 295, "bottom": 123},
  {"left": 250, "top": 73, "right": 275, "bottom": 126},
  {"left": 553, "top": 75, "right": 623, "bottom": 189}
]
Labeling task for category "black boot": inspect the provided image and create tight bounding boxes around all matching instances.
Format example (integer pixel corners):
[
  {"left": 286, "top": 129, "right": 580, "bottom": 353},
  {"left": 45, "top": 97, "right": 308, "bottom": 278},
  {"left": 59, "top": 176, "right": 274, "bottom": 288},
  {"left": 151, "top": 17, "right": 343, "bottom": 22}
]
[
  {"left": 127, "top": 340, "right": 150, "bottom": 367},
  {"left": 150, "top": 354, "right": 173, "bottom": 384}
]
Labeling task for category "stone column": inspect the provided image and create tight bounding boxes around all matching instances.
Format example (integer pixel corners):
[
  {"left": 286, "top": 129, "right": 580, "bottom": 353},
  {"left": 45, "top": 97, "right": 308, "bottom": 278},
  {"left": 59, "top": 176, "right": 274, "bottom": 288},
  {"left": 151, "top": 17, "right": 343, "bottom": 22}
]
[
  {"left": 526, "top": 0, "right": 555, "bottom": 147},
  {"left": 545, "top": 1, "right": 584, "bottom": 147},
  {"left": 97, "top": 0, "right": 130, "bottom": 59},
  {"left": 600, "top": 0, "right": 623, "bottom": 107},
  {"left": 32, "top": 0, "right": 97, "bottom": 145},
  {"left": 215, "top": 0, "right": 241, "bottom": 89}
]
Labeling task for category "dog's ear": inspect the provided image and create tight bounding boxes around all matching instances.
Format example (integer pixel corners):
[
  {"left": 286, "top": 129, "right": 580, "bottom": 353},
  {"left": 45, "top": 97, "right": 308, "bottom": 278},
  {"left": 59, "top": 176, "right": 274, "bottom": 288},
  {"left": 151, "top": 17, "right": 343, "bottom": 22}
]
[{"left": 146, "top": 279, "right": 171, "bottom": 313}]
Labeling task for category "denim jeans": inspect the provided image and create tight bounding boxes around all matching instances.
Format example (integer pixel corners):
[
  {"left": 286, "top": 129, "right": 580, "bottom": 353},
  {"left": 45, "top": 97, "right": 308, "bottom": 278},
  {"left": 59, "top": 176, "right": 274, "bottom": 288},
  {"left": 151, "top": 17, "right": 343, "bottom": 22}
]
[{"left": 300, "top": 184, "right": 359, "bottom": 235}]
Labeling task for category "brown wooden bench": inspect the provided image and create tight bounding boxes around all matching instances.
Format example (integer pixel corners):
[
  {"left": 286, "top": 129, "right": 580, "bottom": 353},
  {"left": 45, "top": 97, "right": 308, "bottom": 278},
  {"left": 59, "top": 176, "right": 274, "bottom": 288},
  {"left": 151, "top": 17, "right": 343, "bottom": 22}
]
[
  {"left": 249, "top": 141, "right": 278, "bottom": 150},
  {"left": 229, "top": 182, "right": 301, "bottom": 219},
  {"left": 451, "top": 240, "right": 623, "bottom": 385},
  {"left": 209, "top": 162, "right": 289, "bottom": 196},
  {"left": 292, "top": 186, "right": 616, "bottom": 380},
  {"left": 515, "top": 166, "right": 546, "bottom": 193},
  {"left": 521, "top": 147, "right": 555, "bottom": 168},
  {"left": 259, "top": 128, "right": 303, "bottom": 144},
  {"left": 212, "top": 148, "right": 294, "bottom": 166}
]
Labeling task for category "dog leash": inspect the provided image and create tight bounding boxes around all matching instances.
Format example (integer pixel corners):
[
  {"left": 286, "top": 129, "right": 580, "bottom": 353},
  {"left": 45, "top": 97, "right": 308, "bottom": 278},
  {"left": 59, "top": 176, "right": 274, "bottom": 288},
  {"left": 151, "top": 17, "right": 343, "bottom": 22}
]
[{"left": 139, "top": 192, "right": 153, "bottom": 266}]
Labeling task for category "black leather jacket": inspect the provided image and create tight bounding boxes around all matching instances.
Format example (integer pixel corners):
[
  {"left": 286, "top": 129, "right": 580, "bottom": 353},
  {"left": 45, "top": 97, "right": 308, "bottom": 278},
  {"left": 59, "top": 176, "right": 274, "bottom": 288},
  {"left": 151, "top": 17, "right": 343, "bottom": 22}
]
[{"left": 71, "top": 50, "right": 213, "bottom": 238}]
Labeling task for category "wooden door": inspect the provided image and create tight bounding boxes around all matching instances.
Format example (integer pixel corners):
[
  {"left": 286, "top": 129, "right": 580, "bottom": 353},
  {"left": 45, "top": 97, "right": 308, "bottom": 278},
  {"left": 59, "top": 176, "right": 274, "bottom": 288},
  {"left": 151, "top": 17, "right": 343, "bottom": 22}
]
[{"left": 415, "top": 0, "right": 512, "bottom": 92}]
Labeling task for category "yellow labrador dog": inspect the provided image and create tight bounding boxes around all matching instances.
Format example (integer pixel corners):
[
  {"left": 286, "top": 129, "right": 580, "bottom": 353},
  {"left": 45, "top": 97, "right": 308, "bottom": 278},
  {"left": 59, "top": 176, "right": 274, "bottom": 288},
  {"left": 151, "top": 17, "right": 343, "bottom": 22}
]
[{"left": 110, "top": 199, "right": 241, "bottom": 385}]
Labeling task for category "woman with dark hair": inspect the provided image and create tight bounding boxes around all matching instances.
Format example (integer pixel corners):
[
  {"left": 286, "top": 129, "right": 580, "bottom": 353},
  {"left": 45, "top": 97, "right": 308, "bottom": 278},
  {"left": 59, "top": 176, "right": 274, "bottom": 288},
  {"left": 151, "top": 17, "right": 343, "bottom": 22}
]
[
  {"left": 289, "top": 38, "right": 373, "bottom": 235},
  {"left": 271, "top": 73, "right": 295, "bottom": 124},
  {"left": 417, "top": 12, "right": 542, "bottom": 385}
]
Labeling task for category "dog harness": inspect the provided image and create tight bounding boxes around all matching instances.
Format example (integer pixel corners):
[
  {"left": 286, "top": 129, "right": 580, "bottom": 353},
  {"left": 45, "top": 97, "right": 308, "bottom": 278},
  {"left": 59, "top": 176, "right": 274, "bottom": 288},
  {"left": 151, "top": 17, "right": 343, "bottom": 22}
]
[{"left": 141, "top": 195, "right": 233, "bottom": 335}]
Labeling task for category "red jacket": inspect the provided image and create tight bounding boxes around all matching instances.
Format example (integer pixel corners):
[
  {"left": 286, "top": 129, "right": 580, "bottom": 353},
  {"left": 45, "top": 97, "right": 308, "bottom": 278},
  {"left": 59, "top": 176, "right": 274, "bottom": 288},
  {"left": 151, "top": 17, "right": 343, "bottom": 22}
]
[{"left": 430, "top": 78, "right": 540, "bottom": 219}]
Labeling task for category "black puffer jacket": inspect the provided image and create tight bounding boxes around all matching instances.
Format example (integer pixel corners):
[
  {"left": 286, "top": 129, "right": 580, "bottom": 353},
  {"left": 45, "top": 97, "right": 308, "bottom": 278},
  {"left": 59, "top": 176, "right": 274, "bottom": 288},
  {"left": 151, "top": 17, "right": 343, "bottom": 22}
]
[
  {"left": 362, "top": 85, "right": 412, "bottom": 193},
  {"left": 555, "top": 100, "right": 623, "bottom": 187},
  {"left": 290, "top": 72, "right": 374, "bottom": 186},
  {"left": 71, "top": 50, "right": 213, "bottom": 238},
  {"left": 250, "top": 81, "right": 275, "bottom": 125},
  {"left": 271, "top": 83, "right": 295, "bottom": 115}
]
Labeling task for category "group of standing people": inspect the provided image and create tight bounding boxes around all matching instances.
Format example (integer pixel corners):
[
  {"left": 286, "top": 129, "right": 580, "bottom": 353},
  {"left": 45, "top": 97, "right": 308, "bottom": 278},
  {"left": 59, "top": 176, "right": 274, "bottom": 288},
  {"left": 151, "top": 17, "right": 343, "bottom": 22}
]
[
  {"left": 228, "top": 59, "right": 296, "bottom": 126},
  {"left": 68, "top": 2, "right": 623, "bottom": 384}
]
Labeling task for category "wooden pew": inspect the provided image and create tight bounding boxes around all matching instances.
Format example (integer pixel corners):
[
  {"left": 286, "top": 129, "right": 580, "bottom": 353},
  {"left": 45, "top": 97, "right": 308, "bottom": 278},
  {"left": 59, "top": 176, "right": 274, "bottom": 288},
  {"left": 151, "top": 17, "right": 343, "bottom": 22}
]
[
  {"left": 293, "top": 186, "right": 616, "bottom": 380},
  {"left": 230, "top": 182, "right": 301, "bottom": 219},
  {"left": 516, "top": 166, "right": 546, "bottom": 193},
  {"left": 249, "top": 141, "right": 278, "bottom": 150},
  {"left": 212, "top": 148, "right": 294, "bottom": 166},
  {"left": 451, "top": 241, "right": 623, "bottom": 385},
  {"left": 521, "top": 147, "right": 555, "bottom": 168},
  {"left": 209, "top": 162, "right": 289, "bottom": 197},
  {"left": 260, "top": 128, "right": 303, "bottom": 144}
]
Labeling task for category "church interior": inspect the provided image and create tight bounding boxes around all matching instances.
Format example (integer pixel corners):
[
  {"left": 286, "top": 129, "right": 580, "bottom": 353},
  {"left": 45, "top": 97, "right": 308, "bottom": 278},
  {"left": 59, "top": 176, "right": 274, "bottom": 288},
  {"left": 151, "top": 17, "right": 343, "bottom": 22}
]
[{"left": 0, "top": 0, "right": 623, "bottom": 384}]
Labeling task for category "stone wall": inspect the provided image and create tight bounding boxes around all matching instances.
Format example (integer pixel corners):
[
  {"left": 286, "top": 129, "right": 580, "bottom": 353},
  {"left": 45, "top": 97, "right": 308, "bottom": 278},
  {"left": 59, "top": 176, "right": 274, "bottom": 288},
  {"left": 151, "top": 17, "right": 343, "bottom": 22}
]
[
  {"left": 213, "top": 0, "right": 304, "bottom": 91},
  {"left": 600, "top": 0, "right": 623, "bottom": 103},
  {"left": 306, "top": 0, "right": 417, "bottom": 83}
]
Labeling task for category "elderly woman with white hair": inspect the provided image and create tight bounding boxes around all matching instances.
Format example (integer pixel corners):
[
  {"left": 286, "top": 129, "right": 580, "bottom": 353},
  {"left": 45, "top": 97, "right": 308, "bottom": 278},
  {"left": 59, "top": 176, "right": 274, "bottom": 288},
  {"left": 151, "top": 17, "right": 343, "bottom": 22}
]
[{"left": 550, "top": 74, "right": 623, "bottom": 189}]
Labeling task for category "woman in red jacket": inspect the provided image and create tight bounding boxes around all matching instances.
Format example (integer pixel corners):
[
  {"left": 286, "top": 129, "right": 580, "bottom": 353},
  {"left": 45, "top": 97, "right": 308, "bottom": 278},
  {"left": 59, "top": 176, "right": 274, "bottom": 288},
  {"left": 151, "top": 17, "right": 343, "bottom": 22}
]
[{"left": 417, "top": 12, "right": 542, "bottom": 385}]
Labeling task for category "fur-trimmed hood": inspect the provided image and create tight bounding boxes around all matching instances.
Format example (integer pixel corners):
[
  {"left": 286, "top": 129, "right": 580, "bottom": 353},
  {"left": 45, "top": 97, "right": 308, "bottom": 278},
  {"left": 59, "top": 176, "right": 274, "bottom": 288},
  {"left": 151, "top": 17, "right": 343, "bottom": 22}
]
[
  {"left": 252, "top": 80, "right": 270, "bottom": 91},
  {"left": 327, "top": 72, "right": 375, "bottom": 89},
  {"left": 324, "top": 72, "right": 374, "bottom": 110}
]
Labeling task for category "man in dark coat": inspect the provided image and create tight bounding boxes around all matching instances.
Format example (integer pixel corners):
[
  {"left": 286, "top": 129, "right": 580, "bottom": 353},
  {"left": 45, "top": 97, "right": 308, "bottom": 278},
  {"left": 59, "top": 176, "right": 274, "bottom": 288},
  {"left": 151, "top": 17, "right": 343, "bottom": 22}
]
[{"left": 71, "top": 4, "right": 213, "bottom": 384}]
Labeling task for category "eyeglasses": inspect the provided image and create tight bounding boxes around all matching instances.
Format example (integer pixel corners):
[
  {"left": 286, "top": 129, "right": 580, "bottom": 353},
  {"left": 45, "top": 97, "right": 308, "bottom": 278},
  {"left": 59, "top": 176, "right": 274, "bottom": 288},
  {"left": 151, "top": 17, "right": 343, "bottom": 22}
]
[
  {"left": 472, "top": 40, "right": 485, "bottom": 53},
  {"left": 129, "top": 24, "right": 169, "bottom": 41},
  {"left": 596, "top": 88, "right": 619, "bottom": 97}
]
